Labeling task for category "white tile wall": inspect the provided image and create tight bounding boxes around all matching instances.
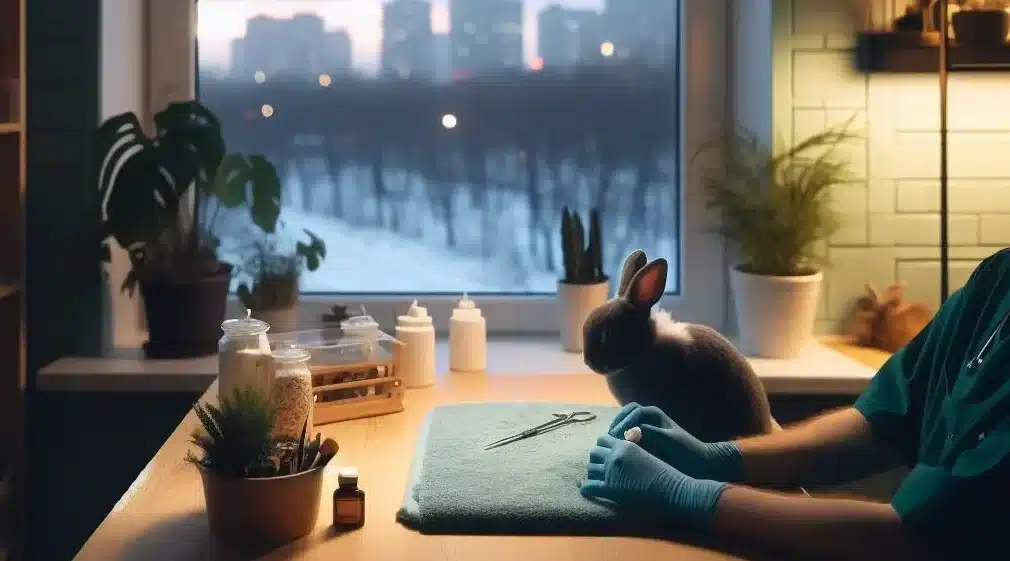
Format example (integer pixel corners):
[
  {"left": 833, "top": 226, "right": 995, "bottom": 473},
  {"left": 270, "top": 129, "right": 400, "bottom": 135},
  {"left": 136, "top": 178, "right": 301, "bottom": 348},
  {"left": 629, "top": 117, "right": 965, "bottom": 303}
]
[{"left": 782, "top": 0, "right": 1010, "bottom": 329}]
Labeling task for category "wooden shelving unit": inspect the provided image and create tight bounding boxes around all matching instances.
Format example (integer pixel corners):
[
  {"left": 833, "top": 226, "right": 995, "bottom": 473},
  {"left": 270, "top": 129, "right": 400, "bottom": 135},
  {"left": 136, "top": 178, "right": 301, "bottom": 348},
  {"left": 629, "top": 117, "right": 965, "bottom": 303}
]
[{"left": 0, "top": 0, "right": 24, "bottom": 558}]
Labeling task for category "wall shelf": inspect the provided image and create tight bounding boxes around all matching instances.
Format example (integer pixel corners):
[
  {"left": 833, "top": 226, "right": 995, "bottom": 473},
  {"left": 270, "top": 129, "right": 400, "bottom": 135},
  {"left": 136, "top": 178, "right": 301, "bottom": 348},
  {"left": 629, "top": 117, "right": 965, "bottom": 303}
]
[
  {"left": 0, "top": 283, "right": 17, "bottom": 301},
  {"left": 855, "top": 32, "right": 1010, "bottom": 73}
]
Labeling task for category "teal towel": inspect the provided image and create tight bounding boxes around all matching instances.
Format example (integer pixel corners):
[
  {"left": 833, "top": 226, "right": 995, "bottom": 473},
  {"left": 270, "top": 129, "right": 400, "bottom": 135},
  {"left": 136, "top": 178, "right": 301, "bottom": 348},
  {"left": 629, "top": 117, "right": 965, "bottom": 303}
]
[{"left": 397, "top": 402, "right": 681, "bottom": 536}]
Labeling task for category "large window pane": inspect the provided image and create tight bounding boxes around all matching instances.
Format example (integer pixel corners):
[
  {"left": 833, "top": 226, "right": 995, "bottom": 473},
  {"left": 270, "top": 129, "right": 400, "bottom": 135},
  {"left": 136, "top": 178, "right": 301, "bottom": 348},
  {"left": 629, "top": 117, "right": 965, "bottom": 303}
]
[{"left": 196, "top": 0, "right": 680, "bottom": 295}]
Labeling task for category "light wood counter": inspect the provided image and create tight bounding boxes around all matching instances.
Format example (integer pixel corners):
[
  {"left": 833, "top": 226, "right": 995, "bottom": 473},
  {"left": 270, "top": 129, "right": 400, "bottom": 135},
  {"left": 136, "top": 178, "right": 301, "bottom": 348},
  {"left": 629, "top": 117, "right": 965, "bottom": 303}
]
[{"left": 76, "top": 373, "right": 790, "bottom": 561}]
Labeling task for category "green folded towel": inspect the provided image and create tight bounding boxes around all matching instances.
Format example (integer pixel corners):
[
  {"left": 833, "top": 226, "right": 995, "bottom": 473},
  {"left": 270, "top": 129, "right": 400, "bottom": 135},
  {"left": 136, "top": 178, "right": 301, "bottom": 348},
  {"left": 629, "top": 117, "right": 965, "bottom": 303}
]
[{"left": 397, "top": 401, "right": 680, "bottom": 536}]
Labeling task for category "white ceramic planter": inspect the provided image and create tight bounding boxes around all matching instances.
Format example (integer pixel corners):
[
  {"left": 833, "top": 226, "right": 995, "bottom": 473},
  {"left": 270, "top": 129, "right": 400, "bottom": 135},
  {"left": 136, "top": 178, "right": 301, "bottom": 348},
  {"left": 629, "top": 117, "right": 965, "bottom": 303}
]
[
  {"left": 255, "top": 304, "right": 299, "bottom": 335},
  {"left": 730, "top": 266, "right": 823, "bottom": 359},
  {"left": 557, "top": 280, "right": 610, "bottom": 353}
]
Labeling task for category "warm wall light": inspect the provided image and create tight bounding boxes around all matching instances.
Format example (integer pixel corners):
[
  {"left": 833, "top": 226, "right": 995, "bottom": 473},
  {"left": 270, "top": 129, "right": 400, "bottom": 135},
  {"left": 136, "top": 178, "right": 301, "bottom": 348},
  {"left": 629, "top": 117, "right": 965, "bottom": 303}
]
[
  {"left": 253, "top": 70, "right": 266, "bottom": 84},
  {"left": 319, "top": 74, "right": 332, "bottom": 87},
  {"left": 261, "top": 104, "right": 274, "bottom": 118},
  {"left": 531, "top": 57, "right": 544, "bottom": 71},
  {"left": 600, "top": 41, "right": 615, "bottom": 57},
  {"left": 441, "top": 113, "right": 457, "bottom": 129}
]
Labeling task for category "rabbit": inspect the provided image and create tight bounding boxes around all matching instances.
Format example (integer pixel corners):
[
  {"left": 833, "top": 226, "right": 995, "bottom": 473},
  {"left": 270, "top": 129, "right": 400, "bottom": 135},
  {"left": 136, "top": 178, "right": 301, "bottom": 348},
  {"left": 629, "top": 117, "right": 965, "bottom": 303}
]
[
  {"left": 848, "top": 282, "right": 934, "bottom": 353},
  {"left": 582, "top": 249, "right": 776, "bottom": 443}
]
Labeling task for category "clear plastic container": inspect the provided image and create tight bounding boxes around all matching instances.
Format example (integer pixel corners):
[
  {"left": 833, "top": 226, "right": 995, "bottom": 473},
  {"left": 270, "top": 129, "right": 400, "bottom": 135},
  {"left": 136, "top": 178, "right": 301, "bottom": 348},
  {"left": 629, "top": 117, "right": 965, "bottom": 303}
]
[
  {"left": 270, "top": 346, "right": 315, "bottom": 441},
  {"left": 339, "top": 313, "right": 381, "bottom": 360},
  {"left": 268, "top": 327, "right": 403, "bottom": 403},
  {"left": 218, "top": 310, "right": 272, "bottom": 401}
]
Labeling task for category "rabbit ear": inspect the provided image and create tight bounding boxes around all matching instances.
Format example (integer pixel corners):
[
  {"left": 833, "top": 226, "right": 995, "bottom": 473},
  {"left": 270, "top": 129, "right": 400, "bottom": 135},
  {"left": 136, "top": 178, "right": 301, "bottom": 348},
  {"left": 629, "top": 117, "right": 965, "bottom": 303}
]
[
  {"left": 883, "top": 282, "right": 905, "bottom": 304},
  {"left": 865, "top": 283, "right": 879, "bottom": 301},
  {"left": 627, "top": 258, "right": 667, "bottom": 309},
  {"left": 617, "top": 250, "right": 648, "bottom": 296}
]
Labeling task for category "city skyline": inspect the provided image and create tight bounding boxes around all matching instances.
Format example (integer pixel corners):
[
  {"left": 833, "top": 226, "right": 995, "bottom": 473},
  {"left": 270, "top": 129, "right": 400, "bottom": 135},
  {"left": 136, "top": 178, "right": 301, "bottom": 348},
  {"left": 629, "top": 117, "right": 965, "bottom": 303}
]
[{"left": 197, "top": 0, "right": 610, "bottom": 74}]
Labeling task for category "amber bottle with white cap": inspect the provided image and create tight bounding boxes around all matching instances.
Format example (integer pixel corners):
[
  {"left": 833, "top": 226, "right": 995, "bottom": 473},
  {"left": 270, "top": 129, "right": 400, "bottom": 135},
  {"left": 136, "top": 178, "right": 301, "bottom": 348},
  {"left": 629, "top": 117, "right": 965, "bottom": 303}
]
[
  {"left": 395, "top": 300, "right": 437, "bottom": 388},
  {"left": 449, "top": 293, "right": 486, "bottom": 372}
]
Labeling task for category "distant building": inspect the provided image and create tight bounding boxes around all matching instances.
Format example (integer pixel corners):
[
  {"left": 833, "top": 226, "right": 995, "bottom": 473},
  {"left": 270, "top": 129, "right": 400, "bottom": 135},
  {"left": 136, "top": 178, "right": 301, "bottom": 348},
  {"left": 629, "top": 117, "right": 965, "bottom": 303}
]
[
  {"left": 380, "top": 0, "right": 435, "bottom": 81},
  {"left": 230, "top": 13, "right": 353, "bottom": 79},
  {"left": 601, "top": 0, "right": 677, "bottom": 66},
  {"left": 433, "top": 33, "right": 451, "bottom": 82},
  {"left": 537, "top": 5, "right": 603, "bottom": 70},
  {"left": 449, "top": 0, "right": 523, "bottom": 78}
]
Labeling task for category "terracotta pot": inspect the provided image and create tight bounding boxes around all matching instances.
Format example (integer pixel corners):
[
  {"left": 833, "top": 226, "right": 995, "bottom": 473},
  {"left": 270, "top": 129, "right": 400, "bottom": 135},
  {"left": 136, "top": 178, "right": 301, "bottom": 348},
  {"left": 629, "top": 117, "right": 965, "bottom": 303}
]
[
  {"left": 198, "top": 463, "right": 325, "bottom": 546},
  {"left": 140, "top": 264, "right": 233, "bottom": 358},
  {"left": 254, "top": 304, "right": 299, "bottom": 334}
]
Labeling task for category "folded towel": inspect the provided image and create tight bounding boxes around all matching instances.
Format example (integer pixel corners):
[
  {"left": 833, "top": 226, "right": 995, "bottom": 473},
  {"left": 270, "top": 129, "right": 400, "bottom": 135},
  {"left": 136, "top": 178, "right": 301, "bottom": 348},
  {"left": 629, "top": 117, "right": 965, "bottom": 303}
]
[{"left": 396, "top": 401, "right": 686, "bottom": 537}]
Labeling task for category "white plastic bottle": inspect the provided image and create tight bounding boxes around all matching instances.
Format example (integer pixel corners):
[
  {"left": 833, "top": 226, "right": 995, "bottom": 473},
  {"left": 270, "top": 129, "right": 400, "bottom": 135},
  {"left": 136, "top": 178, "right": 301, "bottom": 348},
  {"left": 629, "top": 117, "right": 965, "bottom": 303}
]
[
  {"left": 395, "top": 300, "right": 437, "bottom": 388},
  {"left": 449, "top": 293, "right": 486, "bottom": 373}
]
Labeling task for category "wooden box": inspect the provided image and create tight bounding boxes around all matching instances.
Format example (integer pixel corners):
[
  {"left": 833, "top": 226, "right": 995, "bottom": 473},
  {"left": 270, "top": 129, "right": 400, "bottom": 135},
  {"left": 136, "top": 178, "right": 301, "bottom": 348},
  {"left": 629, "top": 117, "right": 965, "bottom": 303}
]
[{"left": 310, "top": 345, "right": 404, "bottom": 425}]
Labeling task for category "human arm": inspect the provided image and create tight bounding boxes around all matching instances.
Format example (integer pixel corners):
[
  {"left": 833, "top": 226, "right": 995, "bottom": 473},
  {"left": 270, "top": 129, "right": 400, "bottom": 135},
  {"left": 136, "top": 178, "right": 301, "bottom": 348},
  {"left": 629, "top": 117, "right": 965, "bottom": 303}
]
[{"left": 712, "top": 485, "right": 938, "bottom": 561}]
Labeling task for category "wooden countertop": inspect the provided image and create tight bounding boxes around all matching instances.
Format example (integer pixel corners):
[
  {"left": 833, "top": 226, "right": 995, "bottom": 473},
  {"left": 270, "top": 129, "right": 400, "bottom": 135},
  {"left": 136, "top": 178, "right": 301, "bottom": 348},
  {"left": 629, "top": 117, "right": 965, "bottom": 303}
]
[{"left": 77, "top": 373, "right": 796, "bottom": 561}]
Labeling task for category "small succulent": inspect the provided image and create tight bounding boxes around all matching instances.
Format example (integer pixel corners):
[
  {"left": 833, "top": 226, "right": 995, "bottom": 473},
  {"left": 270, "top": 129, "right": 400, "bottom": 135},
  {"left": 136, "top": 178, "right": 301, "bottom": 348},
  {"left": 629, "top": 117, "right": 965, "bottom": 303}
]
[
  {"left": 185, "top": 385, "right": 338, "bottom": 478},
  {"left": 560, "top": 206, "right": 606, "bottom": 284}
]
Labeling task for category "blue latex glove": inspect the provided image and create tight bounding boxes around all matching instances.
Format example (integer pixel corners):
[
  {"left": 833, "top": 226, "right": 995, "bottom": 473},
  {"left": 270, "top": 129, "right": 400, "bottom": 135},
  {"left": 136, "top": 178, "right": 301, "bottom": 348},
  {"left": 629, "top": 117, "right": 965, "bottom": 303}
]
[
  {"left": 581, "top": 434, "right": 728, "bottom": 529},
  {"left": 608, "top": 403, "right": 743, "bottom": 483}
]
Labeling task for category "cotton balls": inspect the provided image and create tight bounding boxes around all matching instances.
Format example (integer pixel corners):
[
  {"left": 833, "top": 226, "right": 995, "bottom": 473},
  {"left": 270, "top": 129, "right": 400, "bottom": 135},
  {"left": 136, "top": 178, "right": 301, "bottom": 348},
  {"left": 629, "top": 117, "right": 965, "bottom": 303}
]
[{"left": 624, "top": 426, "right": 642, "bottom": 443}]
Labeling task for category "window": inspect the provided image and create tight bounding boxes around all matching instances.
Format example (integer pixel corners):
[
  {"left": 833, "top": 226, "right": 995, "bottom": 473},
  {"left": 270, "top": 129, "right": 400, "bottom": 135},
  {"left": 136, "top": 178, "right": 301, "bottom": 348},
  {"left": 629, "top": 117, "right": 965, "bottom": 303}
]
[{"left": 151, "top": 0, "right": 730, "bottom": 334}]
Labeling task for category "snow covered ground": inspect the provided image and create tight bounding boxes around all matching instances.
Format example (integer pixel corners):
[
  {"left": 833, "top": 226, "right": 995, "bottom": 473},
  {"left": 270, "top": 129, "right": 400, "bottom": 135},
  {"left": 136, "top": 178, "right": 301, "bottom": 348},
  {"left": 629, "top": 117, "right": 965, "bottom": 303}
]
[{"left": 214, "top": 162, "right": 680, "bottom": 294}]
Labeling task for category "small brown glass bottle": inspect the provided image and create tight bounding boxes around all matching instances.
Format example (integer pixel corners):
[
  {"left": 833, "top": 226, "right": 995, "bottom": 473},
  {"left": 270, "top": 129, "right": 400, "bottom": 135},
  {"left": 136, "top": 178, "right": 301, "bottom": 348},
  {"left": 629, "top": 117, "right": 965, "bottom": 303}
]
[{"left": 333, "top": 467, "right": 365, "bottom": 530}]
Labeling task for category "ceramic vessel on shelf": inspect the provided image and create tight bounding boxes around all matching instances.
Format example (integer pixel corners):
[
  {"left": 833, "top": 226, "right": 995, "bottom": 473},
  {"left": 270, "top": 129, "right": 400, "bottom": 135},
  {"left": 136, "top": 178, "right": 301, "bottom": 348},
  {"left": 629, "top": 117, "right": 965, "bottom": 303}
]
[
  {"left": 730, "top": 266, "right": 822, "bottom": 359},
  {"left": 557, "top": 279, "right": 609, "bottom": 353}
]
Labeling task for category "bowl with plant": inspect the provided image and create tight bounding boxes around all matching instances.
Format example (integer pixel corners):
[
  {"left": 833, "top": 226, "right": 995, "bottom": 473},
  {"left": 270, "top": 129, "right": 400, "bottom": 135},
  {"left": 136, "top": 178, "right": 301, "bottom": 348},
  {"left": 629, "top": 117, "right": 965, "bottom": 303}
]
[
  {"left": 234, "top": 227, "right": 327, "bottom": 334},
  {"left": 694, "top": 120, "right": 856, "bottom": 358},
  {"left": 186, "top": 385, "right": 339, "bottom": 545},
  {"left": 97, "top": 101, "right": 283, "bottom": 358},
  {"left": 558, "top": 206, "right": 608, "bottom": 353}
]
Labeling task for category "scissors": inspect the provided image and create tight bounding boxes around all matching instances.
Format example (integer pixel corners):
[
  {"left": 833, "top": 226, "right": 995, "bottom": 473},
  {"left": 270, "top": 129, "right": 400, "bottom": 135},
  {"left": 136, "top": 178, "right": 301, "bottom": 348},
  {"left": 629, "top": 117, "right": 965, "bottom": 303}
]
[{"left": 484, "top": 411, "right": 598, "bottom": 450}]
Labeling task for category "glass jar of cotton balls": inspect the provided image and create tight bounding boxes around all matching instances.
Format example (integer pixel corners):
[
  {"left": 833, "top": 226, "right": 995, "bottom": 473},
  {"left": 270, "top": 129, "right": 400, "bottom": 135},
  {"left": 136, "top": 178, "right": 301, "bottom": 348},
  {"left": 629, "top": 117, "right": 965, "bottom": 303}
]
[
  {"left": 218, "top": 310, "right": 272, "bottom": 400},
  {"left": 270, "top": 346, "right": 315, "bottom": 441}
]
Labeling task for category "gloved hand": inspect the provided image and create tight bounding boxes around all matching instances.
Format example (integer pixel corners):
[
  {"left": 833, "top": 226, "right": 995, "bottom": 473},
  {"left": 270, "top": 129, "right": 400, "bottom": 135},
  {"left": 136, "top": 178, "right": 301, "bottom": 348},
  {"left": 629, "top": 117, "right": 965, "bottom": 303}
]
[
  {"left": 608, "top": 402, "right": 743, "bottom": 483},
  {"left": 581, "top": 434, "right": 728, "bottom": 529}
]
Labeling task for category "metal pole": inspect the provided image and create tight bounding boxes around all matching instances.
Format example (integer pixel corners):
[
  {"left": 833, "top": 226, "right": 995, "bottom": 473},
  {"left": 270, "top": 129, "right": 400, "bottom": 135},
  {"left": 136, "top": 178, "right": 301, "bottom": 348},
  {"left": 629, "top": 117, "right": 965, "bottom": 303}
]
[{"left": 939, "top": 0, "right": 950, "bottom": 303}]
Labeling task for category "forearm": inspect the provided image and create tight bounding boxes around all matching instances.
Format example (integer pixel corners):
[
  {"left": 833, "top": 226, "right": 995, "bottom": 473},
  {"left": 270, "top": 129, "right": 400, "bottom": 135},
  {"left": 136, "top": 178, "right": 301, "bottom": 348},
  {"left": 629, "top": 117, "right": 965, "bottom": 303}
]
[
  {"left": 732, "top": 407, "right": 894, "bottom": 487},
  {"left": 711, "top": 485, "right": 938, "bottom": 561}
]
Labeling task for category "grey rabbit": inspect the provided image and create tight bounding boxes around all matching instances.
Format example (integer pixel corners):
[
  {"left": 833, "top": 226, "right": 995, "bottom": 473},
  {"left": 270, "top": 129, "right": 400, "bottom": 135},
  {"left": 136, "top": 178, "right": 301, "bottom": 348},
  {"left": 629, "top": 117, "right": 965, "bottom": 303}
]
[{"left": 582, "top": 249, "right": 776, "bottom": 443}]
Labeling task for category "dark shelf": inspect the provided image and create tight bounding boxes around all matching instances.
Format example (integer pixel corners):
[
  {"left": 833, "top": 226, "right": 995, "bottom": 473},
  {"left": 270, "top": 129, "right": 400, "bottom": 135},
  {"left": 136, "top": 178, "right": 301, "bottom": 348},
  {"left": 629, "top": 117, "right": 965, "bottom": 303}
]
[{"left": 855, "top": 32, "right": 1010, "bottom": 73}]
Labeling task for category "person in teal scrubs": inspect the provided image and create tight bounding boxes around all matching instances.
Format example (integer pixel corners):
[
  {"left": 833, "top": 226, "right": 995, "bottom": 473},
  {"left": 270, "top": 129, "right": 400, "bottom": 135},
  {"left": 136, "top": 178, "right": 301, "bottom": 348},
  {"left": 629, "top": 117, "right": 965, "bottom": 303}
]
[{"left": 582, "top": 248, "right": 1010, "bottom": 561}]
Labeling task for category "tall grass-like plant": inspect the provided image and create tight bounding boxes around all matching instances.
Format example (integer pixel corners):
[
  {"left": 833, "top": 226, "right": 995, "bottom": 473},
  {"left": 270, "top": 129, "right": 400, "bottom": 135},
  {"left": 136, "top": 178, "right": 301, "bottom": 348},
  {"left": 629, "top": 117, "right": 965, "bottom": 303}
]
[{"left": 694, "top": 120, "right": 858, "bottom": 276}]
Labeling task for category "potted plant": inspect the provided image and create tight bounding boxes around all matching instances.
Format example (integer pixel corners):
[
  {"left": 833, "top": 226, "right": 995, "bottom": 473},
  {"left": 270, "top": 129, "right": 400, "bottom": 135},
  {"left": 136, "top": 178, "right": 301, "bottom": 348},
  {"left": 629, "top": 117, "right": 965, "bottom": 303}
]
[
  {"left": 186, "top": 385, "right": 339, "bottom": 546},
  {"left": 695, "top": 122, "right": 856, "bottom": 358},
  {"left": 558, "top": 206, "right": 608, "bottom": 353},
  {"left": 952, "top": 1, "right": 1009, "bottom": 46},
  {"left": 97, "top": 101, "right": 282, "bottom": 358},
  {"left": 235, "top": 228, "right": 327, "bottom": 334}
]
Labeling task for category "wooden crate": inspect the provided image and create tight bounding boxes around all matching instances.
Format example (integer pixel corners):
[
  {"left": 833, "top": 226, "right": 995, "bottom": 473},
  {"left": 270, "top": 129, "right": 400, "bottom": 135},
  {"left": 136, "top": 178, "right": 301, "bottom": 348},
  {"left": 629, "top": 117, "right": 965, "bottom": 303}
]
[{"left": 309, "top": 344, "right": 404, "bottom": 425}]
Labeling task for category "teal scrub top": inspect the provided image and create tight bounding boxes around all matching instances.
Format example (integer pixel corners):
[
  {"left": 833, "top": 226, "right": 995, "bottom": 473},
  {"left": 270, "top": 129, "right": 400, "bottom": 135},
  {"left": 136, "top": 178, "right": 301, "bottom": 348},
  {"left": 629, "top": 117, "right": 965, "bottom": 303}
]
[{"left": 854, "top": 248, "right": 1010, "bottom": 560}]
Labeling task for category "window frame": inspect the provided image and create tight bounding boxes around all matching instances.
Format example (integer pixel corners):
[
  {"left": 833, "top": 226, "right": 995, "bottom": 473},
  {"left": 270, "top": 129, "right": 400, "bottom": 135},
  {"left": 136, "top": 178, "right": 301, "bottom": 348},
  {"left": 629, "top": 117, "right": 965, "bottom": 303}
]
[{"left": 135, "top": 0, "right": 730, "bottom": 339}]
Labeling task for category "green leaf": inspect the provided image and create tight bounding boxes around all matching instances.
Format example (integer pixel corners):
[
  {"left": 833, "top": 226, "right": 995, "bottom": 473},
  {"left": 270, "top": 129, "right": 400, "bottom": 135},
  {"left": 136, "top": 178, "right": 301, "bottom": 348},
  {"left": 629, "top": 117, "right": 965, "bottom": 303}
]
[
  {"left": 247, "top": 156, "right": 282, "bottom": 234},
  {"left": 211, "top": 154, "right": 252, "bottom": 207}
]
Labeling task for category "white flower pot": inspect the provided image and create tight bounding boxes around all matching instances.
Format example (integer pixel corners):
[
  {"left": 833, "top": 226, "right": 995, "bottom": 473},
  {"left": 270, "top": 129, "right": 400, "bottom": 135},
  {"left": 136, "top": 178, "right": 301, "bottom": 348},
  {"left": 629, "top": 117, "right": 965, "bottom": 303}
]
[
  {"left": 558, "top": 280, "right": 610, "bottom": 353},
  {"left": 729, "top": 266, "right": 823, "bottom": 359},
  {"left": 255, "top": 304, "right": 299, "bottom": 335}
]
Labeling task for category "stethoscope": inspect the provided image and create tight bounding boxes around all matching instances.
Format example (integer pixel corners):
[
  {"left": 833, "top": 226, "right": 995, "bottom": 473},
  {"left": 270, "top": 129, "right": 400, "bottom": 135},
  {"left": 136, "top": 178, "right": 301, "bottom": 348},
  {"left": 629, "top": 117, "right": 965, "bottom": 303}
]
[{"left": 966, "top": 310, "right": 1010, "bottom": 370}]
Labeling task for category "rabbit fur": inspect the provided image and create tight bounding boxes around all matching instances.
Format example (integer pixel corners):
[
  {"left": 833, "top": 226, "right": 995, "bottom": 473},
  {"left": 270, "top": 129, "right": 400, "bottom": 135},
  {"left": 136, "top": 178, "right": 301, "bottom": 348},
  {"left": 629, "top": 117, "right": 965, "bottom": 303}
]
[
  {"left": 848, "top": 282, "right": 934, "bottom": 353},
  {"left": 582, "top": 250, "right": 776, "bottom": 443}
]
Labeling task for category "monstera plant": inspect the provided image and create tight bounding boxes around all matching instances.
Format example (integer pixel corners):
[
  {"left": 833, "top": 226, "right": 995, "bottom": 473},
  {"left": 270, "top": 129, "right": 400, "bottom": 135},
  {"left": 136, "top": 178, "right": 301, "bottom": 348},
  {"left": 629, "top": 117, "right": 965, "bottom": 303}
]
[{"left": 97, "top": 100, "right": 282, "bottom": 358}]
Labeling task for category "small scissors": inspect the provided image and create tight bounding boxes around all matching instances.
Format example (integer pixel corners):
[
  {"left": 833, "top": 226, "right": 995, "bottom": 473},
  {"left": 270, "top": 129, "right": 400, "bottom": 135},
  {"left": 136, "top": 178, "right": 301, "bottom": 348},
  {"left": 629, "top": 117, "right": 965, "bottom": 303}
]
[{"left": 484, "top": 411, "right": 598, "bottom": 450}]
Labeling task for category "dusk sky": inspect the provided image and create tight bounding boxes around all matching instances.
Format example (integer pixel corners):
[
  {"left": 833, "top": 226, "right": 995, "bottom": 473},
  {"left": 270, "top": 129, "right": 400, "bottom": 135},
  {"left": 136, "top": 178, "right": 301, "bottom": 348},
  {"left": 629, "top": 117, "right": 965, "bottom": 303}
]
[{"left": 197, "top": 0, "right": 608, "bottom": 73}]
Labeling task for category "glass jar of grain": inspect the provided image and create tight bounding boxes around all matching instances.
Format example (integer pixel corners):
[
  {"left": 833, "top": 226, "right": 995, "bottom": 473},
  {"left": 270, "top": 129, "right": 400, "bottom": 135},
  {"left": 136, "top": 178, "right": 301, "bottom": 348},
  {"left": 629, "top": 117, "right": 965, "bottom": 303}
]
[
  {"left": 270, "top": 346, "right": 315, "bottom": 441},
  {"left": 218, "top": 310, "right": 272, "bottom": 402}
]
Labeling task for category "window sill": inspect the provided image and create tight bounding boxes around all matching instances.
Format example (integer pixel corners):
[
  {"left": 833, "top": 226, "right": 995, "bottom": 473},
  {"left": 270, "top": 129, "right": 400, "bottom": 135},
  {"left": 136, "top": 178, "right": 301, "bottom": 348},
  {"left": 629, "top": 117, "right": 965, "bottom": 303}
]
[{"left": 37, "top": 336, "right": 878, "bottom": 395}]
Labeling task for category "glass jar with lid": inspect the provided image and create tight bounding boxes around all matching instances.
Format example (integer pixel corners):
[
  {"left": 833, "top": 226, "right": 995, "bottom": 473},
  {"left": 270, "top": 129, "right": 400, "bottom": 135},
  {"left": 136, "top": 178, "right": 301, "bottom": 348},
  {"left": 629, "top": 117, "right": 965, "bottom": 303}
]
[
  {"left": 218, "top": 310, "right": 273, "bottom": 401},
  {"left": 270, "top": 346, "right": 315, "bottom": 441}
]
